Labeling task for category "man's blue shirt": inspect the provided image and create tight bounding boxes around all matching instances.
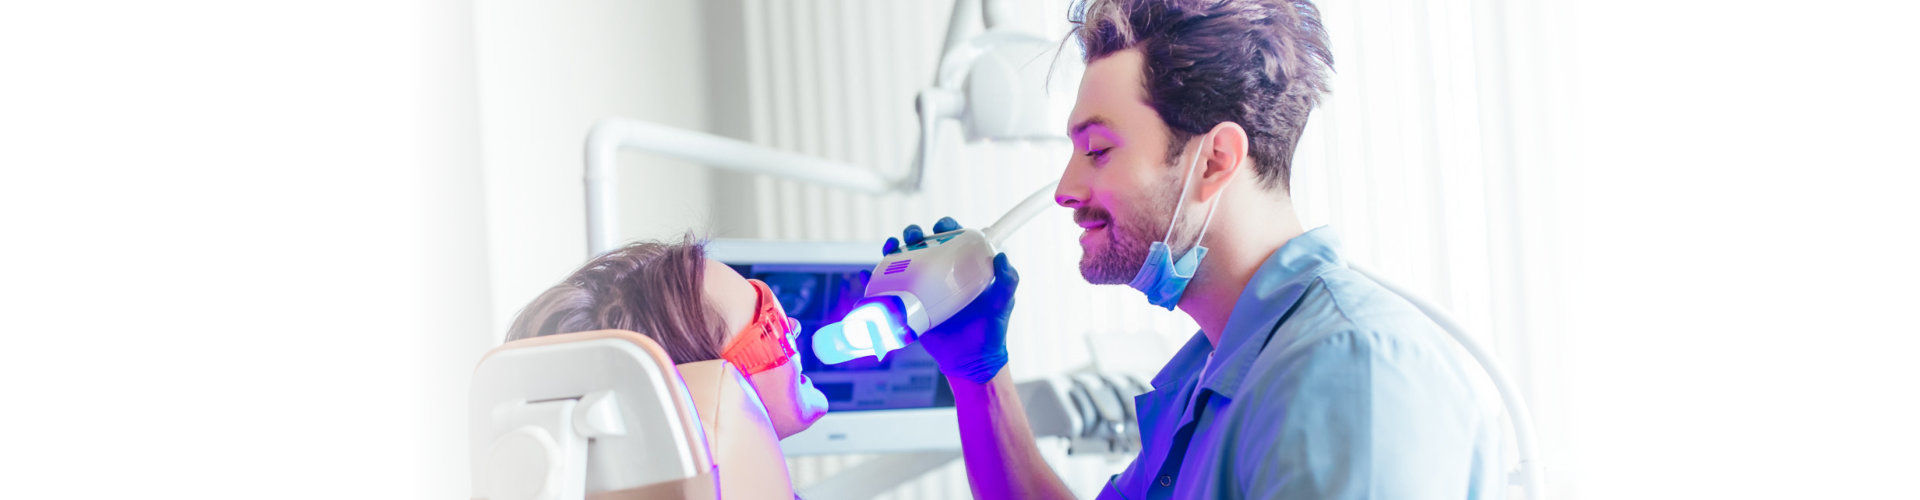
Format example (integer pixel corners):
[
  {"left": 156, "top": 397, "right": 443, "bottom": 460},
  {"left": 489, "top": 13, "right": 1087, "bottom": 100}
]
[{"left": 1098, "top": 226, "right": 1505, "bottom": 499}]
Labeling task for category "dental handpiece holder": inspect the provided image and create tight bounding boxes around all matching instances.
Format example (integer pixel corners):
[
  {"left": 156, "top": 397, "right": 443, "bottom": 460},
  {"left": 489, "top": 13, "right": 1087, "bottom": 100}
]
[{"left": 813, "top": 182, "right": 1056, "bottom": 365}]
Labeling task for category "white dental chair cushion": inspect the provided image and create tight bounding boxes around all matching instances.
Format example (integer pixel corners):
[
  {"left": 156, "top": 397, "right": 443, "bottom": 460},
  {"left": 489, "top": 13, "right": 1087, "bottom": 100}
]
[{"left": 471, "top": 330, "right": 719, "bottom": 500}]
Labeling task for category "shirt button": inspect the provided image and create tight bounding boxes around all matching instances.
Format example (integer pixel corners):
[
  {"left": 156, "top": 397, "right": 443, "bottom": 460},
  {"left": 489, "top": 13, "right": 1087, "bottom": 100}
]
[{"left": 1158, "top": 475, "right": 1173, "bottom": 486}]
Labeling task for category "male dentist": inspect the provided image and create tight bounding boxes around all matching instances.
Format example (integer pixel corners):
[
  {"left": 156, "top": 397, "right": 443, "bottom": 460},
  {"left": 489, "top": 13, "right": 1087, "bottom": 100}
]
[{"left": 884, "top": 0, "right": 1506, "bottom": 498}]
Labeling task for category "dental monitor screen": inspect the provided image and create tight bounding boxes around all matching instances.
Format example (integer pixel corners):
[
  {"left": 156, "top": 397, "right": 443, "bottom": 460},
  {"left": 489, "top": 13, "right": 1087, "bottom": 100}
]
[{"left": 715, "top": 242, "right": 955, "bottom": 413}]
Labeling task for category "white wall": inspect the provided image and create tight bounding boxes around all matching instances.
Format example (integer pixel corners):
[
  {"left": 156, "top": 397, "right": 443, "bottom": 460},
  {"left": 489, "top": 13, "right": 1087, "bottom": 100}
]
[
  {"left": 473, "top": 0, "right": 716, "bottom": 339},
  {"left": 1557, "top": 1, "right": 1920, "bottom": 497},
  {"left": 0, "top": 1, "right": 489, "bottom": 498}
]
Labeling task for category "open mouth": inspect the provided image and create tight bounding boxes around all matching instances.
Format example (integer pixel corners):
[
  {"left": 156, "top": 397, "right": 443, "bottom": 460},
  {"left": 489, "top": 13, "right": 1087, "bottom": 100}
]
[{"left": 1079, "top": 220, "right": 1107, "bottom": 242}]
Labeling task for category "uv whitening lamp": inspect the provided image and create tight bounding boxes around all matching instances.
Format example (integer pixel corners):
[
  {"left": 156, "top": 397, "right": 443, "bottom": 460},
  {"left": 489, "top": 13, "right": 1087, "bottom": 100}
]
[{"left": 813, "top": 182, "right": 1058, "bottom": 364}]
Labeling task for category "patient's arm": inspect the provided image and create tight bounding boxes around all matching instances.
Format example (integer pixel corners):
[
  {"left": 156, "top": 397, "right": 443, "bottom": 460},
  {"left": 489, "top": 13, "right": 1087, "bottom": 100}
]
[{"left": 677, "top": 360, "right": 797, "bottom": 500}]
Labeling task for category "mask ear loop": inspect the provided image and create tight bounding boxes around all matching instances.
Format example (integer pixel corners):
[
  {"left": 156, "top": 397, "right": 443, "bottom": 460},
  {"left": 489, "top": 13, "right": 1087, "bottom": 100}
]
[
  {"left": 1152, "top": 130, "right": 1213, "bottom": 244},
  {"left": 1161, "top": 131, "right": 1217, "bottom": 244}
]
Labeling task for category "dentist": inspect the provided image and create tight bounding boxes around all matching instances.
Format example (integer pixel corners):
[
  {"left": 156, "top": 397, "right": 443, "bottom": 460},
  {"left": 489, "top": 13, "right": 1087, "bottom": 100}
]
[{"left": 885, "top": 0, "right": 1506, "bottom": 498}]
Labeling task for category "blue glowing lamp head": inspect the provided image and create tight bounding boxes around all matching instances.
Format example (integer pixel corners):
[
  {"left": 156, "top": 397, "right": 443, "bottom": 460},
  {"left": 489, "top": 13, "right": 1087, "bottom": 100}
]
[{"left": 812, "top": 297, "right": 912, "bottom": 364}]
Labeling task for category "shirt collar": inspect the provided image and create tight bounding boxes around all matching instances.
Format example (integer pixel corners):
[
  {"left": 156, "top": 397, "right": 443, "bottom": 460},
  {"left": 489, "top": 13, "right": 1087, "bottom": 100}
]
[
  {"left": 1195, "top": 225, "right": 1347, "bottom": 398},
  {"left": 1149, "top": 332, "right": 1214, "bottom": 389}
]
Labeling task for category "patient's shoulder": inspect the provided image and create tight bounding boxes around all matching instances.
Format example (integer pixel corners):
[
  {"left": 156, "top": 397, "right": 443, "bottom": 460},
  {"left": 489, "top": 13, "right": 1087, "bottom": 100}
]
[{"left": 676, "top": 360, "right": 797, "bottom": 500}]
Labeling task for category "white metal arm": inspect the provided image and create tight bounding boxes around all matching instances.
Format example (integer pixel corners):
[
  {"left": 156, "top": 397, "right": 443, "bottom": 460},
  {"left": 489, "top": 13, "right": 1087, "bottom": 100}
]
[{"left": 583, "top": 117, "right": 909, "bottom": 256}]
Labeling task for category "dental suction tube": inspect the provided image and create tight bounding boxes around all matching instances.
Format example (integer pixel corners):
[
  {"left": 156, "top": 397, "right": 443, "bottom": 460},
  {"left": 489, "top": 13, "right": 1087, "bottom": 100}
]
[
  {"left": 1350, "top": 264, "right": 1545, "bottom": 499},
  {"left": 982, "top": 180, "right": 1060, "bottom": 247}
]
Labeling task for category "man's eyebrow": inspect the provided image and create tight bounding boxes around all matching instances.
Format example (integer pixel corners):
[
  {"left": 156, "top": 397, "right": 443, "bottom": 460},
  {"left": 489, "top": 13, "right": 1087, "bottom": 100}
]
[{"left": 1069, "top": 117, "right": 1110, "bottom": 136}]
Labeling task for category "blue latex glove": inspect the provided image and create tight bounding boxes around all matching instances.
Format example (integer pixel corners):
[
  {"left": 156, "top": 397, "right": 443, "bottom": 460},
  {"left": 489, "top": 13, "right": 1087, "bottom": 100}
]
[{"left": 882, "top": 217, "right": 1019, "bottom": 385}]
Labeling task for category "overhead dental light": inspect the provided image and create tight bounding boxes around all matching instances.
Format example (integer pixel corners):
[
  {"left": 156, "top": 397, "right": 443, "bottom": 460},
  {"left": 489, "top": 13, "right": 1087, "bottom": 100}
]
[
  {"left": 905, "top": 0, "right": 1076, "bottom": 190},
  {"left": 583, "top": 0, "right": 1078, "bottom": 256}
]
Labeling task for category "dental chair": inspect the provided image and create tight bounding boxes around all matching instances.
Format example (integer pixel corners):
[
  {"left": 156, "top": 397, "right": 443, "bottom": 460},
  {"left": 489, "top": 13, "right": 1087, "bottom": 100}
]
[{"left": 470, "top": 330, "right": 796, "bottom": 500}]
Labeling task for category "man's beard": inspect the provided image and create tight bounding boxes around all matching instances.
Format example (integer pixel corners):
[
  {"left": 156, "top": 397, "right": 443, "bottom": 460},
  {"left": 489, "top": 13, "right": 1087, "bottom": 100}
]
[{"left": 1077, "top": 176, "right": 1183, "bottom": 284}]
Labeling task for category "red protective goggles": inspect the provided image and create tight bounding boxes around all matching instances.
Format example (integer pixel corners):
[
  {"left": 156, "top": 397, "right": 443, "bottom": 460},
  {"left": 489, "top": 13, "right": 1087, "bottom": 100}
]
[{"left": 719, "top": 279, "right": 799, "bottom": 375}]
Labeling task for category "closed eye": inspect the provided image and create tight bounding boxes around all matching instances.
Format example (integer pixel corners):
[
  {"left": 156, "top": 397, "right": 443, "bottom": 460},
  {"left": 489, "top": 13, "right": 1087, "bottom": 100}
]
[{"left": 1083, "top": 148, "right": 1110, "bottom": 159}]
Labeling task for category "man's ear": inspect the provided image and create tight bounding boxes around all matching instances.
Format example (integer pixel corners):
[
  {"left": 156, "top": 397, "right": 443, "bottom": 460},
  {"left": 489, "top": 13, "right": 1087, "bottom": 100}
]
[{"left": 1195, "top": 122, "right": 1250, "bottom": 202}]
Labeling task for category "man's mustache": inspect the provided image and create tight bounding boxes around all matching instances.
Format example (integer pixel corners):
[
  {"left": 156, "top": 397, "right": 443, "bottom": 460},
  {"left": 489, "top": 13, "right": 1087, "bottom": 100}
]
[{"left": 1074, "top": 206, "right": 1111, "bottom": 227}]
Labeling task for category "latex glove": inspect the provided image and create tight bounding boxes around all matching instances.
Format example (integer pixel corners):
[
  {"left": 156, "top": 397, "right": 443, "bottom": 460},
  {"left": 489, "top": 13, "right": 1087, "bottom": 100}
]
[{"left": 882, "top": 217, "right": 1019, "bottom": 385}]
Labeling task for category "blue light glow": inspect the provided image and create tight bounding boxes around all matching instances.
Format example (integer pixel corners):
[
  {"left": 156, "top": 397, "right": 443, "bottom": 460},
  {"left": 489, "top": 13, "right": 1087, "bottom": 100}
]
[{"left": 812, "top": 301, "right": 907, "bottom": 364}]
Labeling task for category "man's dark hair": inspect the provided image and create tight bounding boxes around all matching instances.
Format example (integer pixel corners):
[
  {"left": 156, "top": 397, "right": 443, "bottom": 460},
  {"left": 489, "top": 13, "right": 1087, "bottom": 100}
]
[{"left": 1072, "top": 0, "right": 1333, "bottom": 191}]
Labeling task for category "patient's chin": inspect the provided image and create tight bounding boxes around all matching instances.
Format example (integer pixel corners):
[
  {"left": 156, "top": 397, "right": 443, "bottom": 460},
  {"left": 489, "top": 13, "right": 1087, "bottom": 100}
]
[
  {"left": 770, "top": 382, "right": 829, "bottom": 438},
  {"left": 751, "top": 368, "right": 831, "bottom": 438},
  {"left": 797, "top": 385, "right": 830, "bottom": 426}
]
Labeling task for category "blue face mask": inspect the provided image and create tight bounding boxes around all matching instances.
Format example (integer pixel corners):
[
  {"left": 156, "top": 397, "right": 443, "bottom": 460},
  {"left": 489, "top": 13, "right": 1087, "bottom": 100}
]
[{"left": 1127, "top": 132, "right": 1233, "bottom": 310}]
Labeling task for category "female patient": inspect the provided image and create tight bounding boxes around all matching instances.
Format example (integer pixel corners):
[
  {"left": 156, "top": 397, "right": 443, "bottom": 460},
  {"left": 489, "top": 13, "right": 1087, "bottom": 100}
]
[{"left": 506, "top": 236, "right": 829, "bottom": 495}]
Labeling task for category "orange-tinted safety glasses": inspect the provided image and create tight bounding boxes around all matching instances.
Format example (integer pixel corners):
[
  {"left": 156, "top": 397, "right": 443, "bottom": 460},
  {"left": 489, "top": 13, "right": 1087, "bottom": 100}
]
[{"left": 719, "top": 279, "right": 799, "bottom": 375}]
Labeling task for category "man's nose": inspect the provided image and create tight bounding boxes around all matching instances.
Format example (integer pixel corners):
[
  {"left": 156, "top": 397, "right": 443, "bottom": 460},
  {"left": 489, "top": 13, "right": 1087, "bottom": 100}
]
[{"left": 1055, "top": 162, "right": 1087, "bottom": 209}]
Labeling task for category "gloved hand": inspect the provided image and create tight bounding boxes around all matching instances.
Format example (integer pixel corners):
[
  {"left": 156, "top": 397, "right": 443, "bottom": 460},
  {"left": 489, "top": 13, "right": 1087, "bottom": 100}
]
[{"left": 882, "top": 216, "right": 1018, "bottom": 385}]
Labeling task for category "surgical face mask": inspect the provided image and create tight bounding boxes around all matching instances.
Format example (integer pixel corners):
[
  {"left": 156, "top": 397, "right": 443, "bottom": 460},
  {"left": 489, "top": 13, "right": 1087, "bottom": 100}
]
[{"left": 1126, "top": 132, "right": 1233, "bottom": 310}]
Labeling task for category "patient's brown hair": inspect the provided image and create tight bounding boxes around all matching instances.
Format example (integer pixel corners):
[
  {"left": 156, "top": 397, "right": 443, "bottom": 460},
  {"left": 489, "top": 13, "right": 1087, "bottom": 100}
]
[{"left": 506, "top": 234, "right": 727, "bottom": 364}]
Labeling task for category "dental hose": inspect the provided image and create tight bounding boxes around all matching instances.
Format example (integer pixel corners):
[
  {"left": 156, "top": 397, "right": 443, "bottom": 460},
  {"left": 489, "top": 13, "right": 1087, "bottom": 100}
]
[{"left": 982, "top": 180, "right": 1061, "bottom": 247}]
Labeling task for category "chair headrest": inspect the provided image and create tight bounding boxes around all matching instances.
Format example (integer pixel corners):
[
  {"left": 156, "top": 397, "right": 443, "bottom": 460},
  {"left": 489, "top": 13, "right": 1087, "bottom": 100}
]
[{"left": 471, "top": 330, "right": 718, "bottom": 500}]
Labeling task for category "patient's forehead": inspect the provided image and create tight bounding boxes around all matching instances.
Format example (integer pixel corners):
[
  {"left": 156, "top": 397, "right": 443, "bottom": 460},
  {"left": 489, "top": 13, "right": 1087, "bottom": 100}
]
[{"left": 701, "top": 258, "right": 755, "bottom": 341}]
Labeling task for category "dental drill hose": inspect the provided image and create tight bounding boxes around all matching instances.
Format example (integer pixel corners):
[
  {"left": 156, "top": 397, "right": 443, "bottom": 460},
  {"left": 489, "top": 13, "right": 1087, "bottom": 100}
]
[
  {"left": 981, "top": 181, "right": 1059, "bottom": 247},
  {"left": 812, "top": 181, "right": 1057, "bottom": 364}
]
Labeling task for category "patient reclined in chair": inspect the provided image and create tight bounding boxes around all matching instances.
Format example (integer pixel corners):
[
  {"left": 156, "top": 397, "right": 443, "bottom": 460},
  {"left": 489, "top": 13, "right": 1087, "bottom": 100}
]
[{"left": 475, "top": 237, "right": 830, "bottom": 499}]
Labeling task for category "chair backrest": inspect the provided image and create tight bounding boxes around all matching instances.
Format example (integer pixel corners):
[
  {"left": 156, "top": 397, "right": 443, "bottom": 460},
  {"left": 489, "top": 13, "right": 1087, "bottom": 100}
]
[
  {"left": 470, "top": 330, "right": 717, "bottom": 500},
  {"left": 674, "top": 360, "right": 797, "bottom": 500}
]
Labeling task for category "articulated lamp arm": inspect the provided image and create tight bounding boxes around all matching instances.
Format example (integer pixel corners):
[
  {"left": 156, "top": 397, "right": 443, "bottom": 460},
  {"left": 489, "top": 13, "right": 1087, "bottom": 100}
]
[{"left": 583, "top": 117, "right": 925, "bottom": 257}]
